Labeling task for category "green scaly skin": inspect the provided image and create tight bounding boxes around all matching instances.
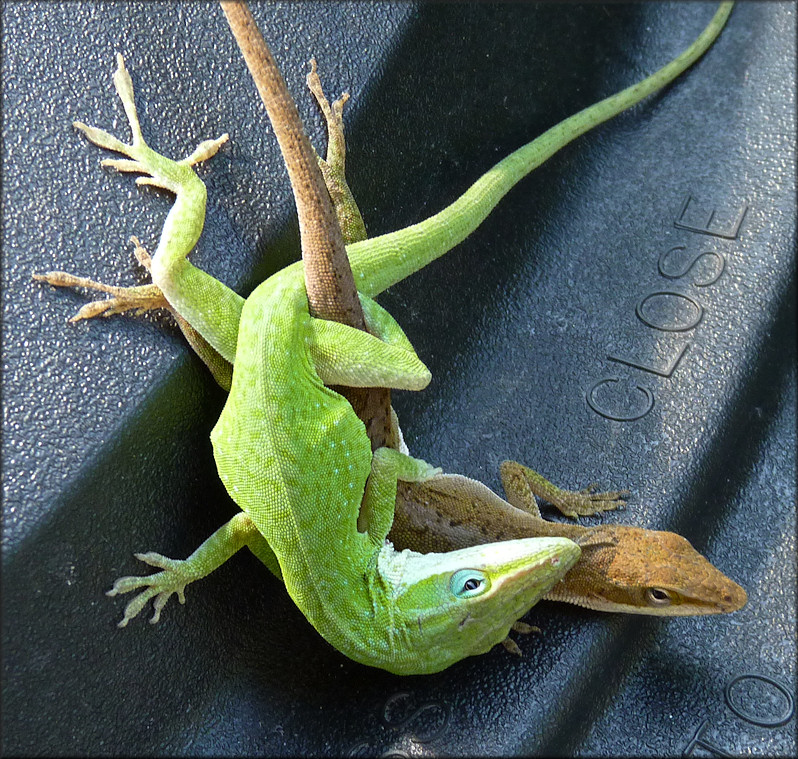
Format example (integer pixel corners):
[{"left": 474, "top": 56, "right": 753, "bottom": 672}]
[
  {"left": 35, "top": 3, "right": 733, "bottom": 674},
  {"left": 39, "top": 53, "right": 579, "bottom": 676}
]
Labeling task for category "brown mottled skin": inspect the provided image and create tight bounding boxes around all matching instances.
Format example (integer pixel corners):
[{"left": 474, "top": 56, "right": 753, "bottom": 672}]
[{"left": 391, "top": 461, "right": 747, "bottom": 616}]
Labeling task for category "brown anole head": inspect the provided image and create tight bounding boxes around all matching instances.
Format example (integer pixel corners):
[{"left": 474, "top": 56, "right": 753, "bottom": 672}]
[{"left": 550, "top": 525, "right": 747, "bottom": 615}]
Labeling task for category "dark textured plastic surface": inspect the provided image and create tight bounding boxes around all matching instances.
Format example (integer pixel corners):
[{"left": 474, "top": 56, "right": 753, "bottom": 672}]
[{"left": 2, "top": 2, "right": 795, "bottom": 756}]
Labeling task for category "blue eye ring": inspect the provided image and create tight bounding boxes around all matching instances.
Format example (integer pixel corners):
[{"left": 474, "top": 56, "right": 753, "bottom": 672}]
[{"left": 450, "top": 569, "right": 490, "bottom": 598}]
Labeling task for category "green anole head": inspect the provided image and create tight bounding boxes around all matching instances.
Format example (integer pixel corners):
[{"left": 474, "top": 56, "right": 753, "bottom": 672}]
[
  {"left": 374, "top": 536, "right": 580, "bottom": 675},
  {"left": 557, "top": 526, "right": 748, "bottom": 615}
]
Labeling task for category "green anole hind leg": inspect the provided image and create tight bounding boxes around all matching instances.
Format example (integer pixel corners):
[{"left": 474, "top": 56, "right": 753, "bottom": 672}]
[
  {"left": 32, "top": 272, "right": 169, "bottom": 321},
  {"left": 135, "top": 231, "right": 233, "bottom": 389},
  {"left": 358, "top": 447, "right": 442, "bottom": 545},
  {"left": 107, "top": 512, "right": 273, "bottom": 627},
  {"left": 33, "top": 237, "right": 169, "bottom": 322},
  {"left": 306, "top": 59, "right": 367, "bottom": 246},
  {"left": 170, "top": 312, "right": 233, "bottom": 391},
  {"left": 35, "top": 237, "right": 234, "bottom": 390},
  {"left": 308, "top": 297, "right": 431, "bottom": 391},
  {"left": 36, "top": 53, "right": 243, "bottom": 365},
  {"left": 500, "top": 460, "right": 629, "bottom": 520}
]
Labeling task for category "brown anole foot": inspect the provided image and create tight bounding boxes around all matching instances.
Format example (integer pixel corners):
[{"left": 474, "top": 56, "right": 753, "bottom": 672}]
[
  {"left": 33, "top": 237, "right": 168, "bottom": 322},
  {"left": 500, "top": 460, "right": 629, "bottom": 519}
]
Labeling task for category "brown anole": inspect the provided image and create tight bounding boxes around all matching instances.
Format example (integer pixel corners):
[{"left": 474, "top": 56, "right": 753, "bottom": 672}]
[{"left": 393, "top": 463, "right": 747, "bottom": 618}]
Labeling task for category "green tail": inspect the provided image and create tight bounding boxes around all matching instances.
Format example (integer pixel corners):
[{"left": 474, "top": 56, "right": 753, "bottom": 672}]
[{"left": 348, "top": 2, "right": 733, "bottom": 297}]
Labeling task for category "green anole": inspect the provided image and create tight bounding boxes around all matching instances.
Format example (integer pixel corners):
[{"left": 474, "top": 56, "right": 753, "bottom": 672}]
[
  {"left": 33, "top": 2, "right": 735, "bottom": 672},
  {"left": 34, "top": 4, "right": 579, "bottom": 676}
]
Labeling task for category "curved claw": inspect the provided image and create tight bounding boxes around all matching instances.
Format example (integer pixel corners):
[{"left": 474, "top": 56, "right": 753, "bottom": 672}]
[
  {"left": 181, "top": 134, "right": 229, "bottom": 166},
  {"left": 102, "top": 158, "right": 145, "bottom": 174},
  {"left": 422, "top": 465, "right": 444, "bottom": 481},
  {"left": 511, "top": 621, "right": 541, "bottom": 635},
  {"left": 133, "top": 551, "right": 183, "bottom": 571}
]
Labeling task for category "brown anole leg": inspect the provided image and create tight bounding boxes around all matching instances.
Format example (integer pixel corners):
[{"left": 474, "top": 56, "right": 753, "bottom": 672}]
[
  {"left": 500, "top": 460, "right": 628, "bottom": 519},
  {"left": 35, "top": 236, "right": 233, "bottom": 390},
  {"left": 306, "top": 58, "right": 367, "bottom": 246}
]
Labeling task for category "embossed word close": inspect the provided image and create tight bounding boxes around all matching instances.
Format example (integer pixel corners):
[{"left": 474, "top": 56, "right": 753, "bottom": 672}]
[{"left": 587, "top": 193, "right": 748, "bottom": 422}]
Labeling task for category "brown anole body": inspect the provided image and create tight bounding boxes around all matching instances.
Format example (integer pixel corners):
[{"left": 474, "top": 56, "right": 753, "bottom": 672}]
[{"left": 393, "top": 464, "right": 747, "bottom": 616}]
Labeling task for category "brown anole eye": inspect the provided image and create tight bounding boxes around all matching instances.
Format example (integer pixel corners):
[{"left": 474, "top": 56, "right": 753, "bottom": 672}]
[{"left": 647, "top": 588, "right": 673, "bottom": 606}]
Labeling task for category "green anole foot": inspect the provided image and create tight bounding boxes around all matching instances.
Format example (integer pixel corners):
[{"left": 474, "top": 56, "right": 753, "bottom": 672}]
[
  {"left": 71, "top": 53, "right": 228, "bottom": 195},
  {"left": 106, "top": 513, "right": 262, "bottom": 627},
  {"left": 35, "top": 235, "right": 233, "bottom": 388},
  {"left": 106, "top": 551, "right": 196, "bottom": 627},
  {"left": 33, "top": 237, "right": 167, "bottom": 322},
  {"left": 500, "top": 460, "right": 629, "bottom": 519}
]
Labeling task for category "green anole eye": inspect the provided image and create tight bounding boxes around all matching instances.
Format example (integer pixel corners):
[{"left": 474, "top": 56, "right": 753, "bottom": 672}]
[
  {"left": 451, "top": 569, "right": 490, "bottom": 598},
  {"left": 647, "top": 587, "right": 673, "bottom": 606}
]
